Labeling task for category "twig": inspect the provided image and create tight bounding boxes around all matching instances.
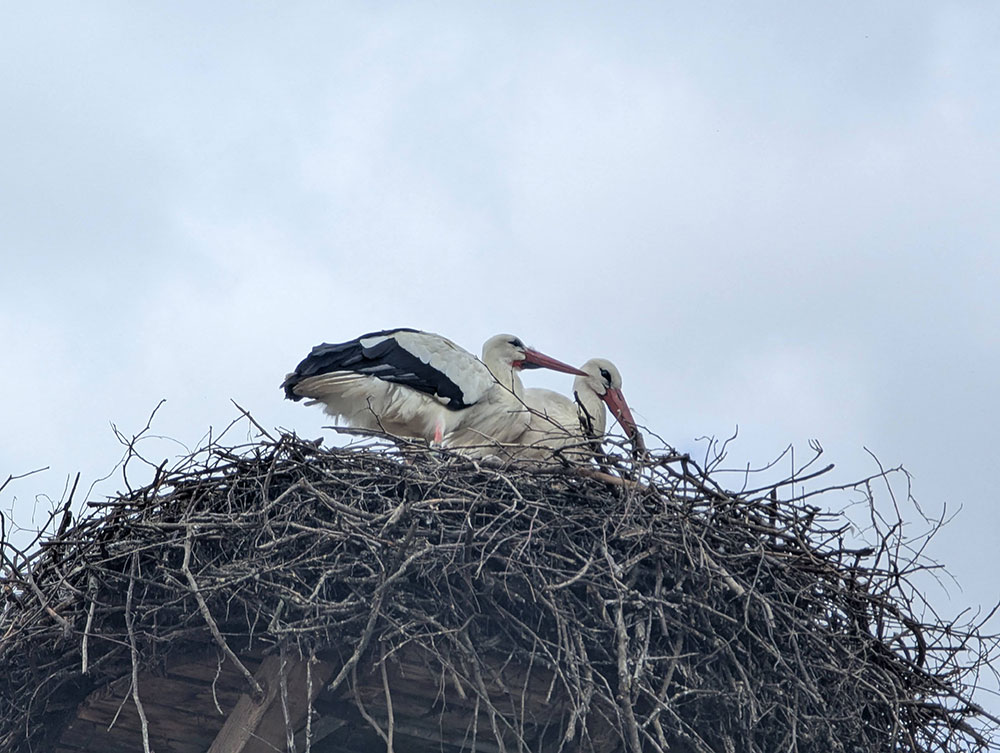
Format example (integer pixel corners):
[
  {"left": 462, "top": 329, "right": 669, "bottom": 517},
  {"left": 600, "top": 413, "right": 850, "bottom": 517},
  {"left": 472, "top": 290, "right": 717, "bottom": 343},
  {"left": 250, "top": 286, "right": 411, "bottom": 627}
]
[
  {"left": 125, "top": 556, "right": 153, "bottom": 753},
  {"left": 181, "top": 524, "right": 263, "bottom": 702}
]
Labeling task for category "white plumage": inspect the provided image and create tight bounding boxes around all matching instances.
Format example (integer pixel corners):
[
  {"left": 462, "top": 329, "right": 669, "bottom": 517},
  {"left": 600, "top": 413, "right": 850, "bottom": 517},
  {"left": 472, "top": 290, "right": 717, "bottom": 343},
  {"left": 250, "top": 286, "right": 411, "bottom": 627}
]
[
  {"left": 283, "top": 329, "right": 585, "bottom": 445},
  {"left": 510, "top": 359, "right": 639, "bottom": 462}
]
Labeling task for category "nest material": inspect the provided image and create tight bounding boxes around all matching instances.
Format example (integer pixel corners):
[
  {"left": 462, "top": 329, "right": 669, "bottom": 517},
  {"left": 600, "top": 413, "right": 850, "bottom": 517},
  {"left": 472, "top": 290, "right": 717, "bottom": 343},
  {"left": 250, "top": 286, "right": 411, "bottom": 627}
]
[{"left": 0, "top": 423, "right": 996, "bottom": 753}]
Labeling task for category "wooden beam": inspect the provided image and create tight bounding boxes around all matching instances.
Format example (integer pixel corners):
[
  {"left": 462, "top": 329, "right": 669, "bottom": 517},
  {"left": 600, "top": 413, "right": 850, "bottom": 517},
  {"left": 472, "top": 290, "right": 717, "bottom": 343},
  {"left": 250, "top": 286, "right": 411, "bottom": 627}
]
[
  {"left": 291, "top": 715, "right": 347, "bottom": 750},
  {"left": 207, "top": 653, "right": 335, "bottom": 753}
]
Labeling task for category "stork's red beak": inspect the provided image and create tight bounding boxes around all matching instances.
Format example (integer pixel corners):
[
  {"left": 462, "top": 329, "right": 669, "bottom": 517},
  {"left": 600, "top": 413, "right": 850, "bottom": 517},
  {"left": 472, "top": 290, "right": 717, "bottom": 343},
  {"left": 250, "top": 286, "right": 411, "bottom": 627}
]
[
  {"left": 519, "top": 349, "right": 588, "bottom": 376},
  {"left": 602, "top": 387, "right": 638, "bottom": 438}
]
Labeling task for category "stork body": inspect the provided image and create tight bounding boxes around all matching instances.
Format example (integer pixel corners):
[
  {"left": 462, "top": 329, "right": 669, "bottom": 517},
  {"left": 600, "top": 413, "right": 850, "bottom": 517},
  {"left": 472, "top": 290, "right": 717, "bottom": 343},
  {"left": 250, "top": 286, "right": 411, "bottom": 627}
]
[
  {"left": 514, "top": 359, "right": 638, "bottom": 462},
  {"left": 282, "top": 329, "right": 584, "bottom": 444}
]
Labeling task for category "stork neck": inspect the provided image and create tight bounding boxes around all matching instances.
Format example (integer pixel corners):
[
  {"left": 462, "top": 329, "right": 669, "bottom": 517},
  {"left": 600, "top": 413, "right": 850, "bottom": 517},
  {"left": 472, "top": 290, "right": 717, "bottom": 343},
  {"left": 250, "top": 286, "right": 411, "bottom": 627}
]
[
  {"left": 573, "top": 386, "right": 607, "bottom": 438},
  {"left": 483, "top": 357, "right": 524, "bottom": 398}
]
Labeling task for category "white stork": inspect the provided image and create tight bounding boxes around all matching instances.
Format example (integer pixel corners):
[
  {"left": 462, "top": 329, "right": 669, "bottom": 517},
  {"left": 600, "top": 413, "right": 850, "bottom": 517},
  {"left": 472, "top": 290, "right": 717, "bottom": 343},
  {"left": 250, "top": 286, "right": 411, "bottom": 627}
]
[
  {"left": 511, "top": 358, "right": 640, "bottom": 462},
  {"left": 282, "top": 329, "right": 586, "bottom": 444}
]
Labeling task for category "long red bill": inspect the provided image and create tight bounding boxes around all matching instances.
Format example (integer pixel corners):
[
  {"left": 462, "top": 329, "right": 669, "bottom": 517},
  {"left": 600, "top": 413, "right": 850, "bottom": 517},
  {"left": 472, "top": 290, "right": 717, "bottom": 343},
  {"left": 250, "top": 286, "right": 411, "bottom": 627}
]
[
  {"left": 602, "top": 387, "right": 638, "bottom": 437},
  {"left": 520, "top": 349, "right": 588, "bottom": 376}
]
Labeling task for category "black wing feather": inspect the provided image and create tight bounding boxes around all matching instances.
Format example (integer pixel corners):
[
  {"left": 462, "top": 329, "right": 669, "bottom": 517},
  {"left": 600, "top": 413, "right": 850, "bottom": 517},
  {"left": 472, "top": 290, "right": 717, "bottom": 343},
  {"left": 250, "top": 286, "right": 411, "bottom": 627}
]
[{"left": 282, "top": 328, "right": 469, "bottom": 409}]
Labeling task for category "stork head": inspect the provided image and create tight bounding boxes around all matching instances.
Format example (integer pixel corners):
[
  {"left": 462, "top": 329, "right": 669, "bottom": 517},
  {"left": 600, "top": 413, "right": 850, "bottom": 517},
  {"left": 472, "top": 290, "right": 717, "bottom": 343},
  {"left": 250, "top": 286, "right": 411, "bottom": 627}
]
[
  {"left": 576, "top": 358, "right": 638, "bottom": 438},
  {"left": 481, "top": 334, "right": 587, "bottom": 376}
]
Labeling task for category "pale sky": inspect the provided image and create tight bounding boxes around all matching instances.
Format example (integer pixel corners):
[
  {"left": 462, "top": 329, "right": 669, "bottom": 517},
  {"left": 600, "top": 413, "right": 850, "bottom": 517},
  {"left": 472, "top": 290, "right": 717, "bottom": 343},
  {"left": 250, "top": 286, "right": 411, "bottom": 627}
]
[{"left": 2, "top": 0, "right": 998, "bottom": 718}]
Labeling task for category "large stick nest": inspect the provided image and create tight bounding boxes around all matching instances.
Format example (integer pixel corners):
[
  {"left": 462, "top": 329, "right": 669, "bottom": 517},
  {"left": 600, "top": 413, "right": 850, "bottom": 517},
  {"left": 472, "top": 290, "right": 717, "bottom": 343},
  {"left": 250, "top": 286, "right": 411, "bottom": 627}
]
[{"left": 0, "top": 418, "right": 996, "bottom": 752}]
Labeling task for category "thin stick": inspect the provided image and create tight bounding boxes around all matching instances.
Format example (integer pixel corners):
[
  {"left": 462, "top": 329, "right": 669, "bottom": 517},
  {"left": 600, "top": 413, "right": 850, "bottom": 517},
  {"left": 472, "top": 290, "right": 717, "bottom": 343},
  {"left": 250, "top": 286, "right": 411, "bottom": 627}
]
[
  {"left": 125, "top": 557, "right": 153, "bottom": 753},
  {"left": 181, "top": 525, "right": 263, "bottom": 701}
]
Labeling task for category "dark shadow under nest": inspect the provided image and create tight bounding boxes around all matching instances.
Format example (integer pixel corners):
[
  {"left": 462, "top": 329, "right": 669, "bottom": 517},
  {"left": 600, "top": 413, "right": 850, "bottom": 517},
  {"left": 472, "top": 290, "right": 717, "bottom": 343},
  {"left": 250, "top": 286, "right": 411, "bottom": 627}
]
[{"left": 0, "top": 417, "right": 997, "bottom": 752}]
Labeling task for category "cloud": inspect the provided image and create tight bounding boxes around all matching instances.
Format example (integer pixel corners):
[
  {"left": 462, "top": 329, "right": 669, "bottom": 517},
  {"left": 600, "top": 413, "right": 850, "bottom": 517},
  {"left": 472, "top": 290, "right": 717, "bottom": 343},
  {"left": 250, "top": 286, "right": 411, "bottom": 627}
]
[{"left": 2, "top": 0, "right": 998, "bottom": 713}]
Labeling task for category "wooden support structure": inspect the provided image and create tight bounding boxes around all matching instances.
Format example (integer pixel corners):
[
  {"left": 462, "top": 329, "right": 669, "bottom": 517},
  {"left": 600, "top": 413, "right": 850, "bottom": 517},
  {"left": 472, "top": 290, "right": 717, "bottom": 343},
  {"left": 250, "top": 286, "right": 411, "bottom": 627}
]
[
  {"left": 208, "top": 653, "right": 336, "bottom": 753},
  {"left": 53, "top": 644, "right": 612, "bottom": 752}
]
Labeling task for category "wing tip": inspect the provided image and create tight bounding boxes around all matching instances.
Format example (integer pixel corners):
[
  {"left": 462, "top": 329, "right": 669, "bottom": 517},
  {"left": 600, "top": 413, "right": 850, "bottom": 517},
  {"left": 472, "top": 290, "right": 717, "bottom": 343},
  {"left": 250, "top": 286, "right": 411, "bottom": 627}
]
[{"left": 281, "top": 373, "right": 305, "bottom": 401}]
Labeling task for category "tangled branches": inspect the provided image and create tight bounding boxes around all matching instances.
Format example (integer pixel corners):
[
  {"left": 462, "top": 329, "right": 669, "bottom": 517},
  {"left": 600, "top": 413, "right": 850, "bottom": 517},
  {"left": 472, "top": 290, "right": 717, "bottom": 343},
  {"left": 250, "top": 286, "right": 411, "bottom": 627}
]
[{"left": 0, "top": 424, "right": 996, "bottom": 752}]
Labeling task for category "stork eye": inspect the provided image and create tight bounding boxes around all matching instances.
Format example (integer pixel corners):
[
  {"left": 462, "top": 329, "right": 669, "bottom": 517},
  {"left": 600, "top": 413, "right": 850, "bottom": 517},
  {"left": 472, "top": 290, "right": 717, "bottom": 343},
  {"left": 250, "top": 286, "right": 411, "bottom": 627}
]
[
  {"left": 600, "top": 368, "right": 612, "bottom": 383},
  {"left": 509, "top": 338, "right": 524, "bottom": 348}
]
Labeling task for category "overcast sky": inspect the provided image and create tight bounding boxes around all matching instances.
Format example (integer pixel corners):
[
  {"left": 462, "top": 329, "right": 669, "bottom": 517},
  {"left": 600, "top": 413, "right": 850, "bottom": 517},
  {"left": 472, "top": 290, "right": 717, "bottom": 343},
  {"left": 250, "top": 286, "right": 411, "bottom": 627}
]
[{"left": 2, "top": 0, "right": 998, "bottom": 717}]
